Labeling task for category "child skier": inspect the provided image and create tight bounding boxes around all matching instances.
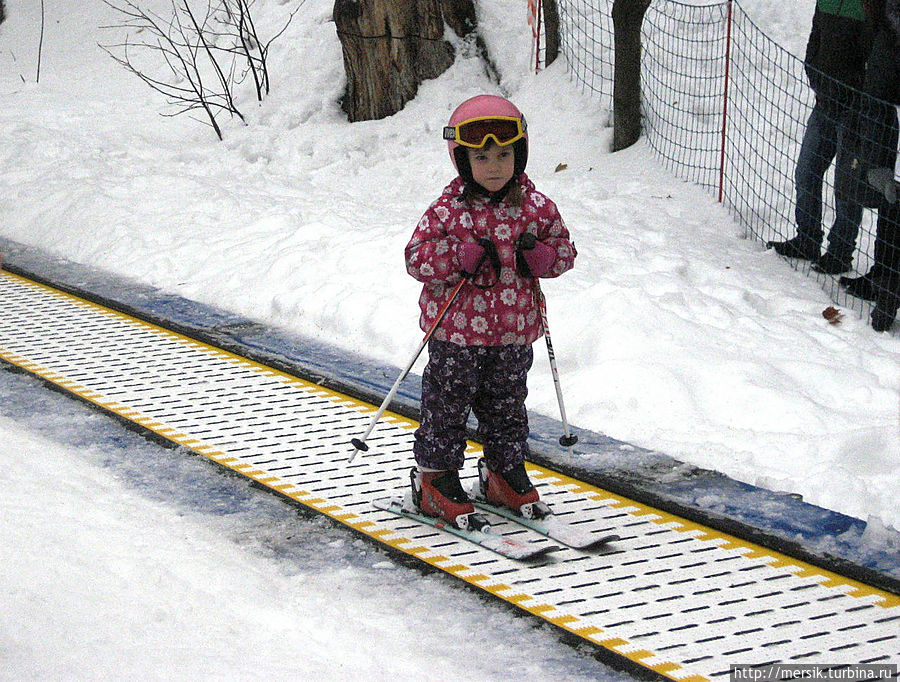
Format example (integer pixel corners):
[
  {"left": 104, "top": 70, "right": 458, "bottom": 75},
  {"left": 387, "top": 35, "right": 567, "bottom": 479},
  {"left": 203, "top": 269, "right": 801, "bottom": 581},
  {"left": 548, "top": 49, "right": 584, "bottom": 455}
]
[{"left": 404, "top": 94, "right": 577, "bottom": 530}]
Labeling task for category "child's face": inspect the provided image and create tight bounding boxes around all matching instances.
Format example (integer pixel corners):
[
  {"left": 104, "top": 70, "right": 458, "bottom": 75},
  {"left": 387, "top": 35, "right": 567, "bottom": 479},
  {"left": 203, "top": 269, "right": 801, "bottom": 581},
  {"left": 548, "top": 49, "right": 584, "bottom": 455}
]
[{"left": 467, "top": 142, "right": 515, "bottom": 192}]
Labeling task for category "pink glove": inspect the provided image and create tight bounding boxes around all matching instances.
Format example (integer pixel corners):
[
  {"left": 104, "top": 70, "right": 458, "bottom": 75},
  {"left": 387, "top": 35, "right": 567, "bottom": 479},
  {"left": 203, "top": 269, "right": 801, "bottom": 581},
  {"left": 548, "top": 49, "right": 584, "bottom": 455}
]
[
  {"left": 522, "top": 240, "right": 556, "bottom": 277},
  {"left": 457, "top": 241, "right": 486, "bottom": 276}
]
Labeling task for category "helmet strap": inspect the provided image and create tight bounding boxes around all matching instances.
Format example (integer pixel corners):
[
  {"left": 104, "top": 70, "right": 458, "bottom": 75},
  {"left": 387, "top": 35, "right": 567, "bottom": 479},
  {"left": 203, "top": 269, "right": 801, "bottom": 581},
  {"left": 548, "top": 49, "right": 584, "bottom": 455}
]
[{"left": 460, "top": 176, "right": 519, "bottom": 206}]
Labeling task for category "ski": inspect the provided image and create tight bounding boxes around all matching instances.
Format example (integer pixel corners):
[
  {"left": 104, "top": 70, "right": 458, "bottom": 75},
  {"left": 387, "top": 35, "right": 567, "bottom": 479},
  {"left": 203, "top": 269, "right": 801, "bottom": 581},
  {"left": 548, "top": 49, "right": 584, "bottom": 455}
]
[
  {"left": 373, "top": 497, "right": 557, "bottom": 561},
  {"left": 472, "top": 497, "right": 620, "bottom": 550}
]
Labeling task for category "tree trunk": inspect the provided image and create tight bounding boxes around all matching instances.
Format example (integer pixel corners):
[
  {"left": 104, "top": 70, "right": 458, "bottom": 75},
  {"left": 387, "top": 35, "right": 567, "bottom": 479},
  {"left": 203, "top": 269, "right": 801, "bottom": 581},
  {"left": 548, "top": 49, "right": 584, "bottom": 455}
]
[
  {"left": 334, "top": 0, "right": 475, "bottom": 122},
  {"left": 612, "top": 0, "right": 650, "bottom": 151},
  {"left": 543, "top": 0, "right": 560, "bottom": 67}
]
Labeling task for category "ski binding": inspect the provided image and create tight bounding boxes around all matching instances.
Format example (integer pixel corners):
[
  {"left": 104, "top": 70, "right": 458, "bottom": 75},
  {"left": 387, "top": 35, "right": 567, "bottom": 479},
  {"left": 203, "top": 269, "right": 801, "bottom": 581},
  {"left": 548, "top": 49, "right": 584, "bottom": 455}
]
[{"left": 373, "top": 497, "right": 557, "bottom": 561}]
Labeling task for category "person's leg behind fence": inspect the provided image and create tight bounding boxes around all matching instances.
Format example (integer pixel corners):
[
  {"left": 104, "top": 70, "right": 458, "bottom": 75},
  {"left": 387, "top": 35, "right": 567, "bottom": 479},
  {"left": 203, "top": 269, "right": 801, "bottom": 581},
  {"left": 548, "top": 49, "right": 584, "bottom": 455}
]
[
  {"left": 820, "top": 109, "right": 865, "bottom": 272},
  {"left": 789, "top": 102, "right": 840, "bottom": 258}
]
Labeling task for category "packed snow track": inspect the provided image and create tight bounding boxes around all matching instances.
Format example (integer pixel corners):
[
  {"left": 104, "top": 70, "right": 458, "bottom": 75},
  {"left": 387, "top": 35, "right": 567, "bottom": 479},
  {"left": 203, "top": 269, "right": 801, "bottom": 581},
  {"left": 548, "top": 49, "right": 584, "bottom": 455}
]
[{"left": 0, "top": 270, "right": 897, "bottom": 680}]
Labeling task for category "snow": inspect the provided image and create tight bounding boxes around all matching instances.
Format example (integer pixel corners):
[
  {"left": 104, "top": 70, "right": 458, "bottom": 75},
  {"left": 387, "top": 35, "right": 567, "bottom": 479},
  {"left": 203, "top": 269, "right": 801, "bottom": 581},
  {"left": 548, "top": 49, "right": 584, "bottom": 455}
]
[
  {"left": 0, "top": 0, "right": 898, "bottom": 677},
  {"left": 0, "top": 370, "right": 611, "bottom": 680}
]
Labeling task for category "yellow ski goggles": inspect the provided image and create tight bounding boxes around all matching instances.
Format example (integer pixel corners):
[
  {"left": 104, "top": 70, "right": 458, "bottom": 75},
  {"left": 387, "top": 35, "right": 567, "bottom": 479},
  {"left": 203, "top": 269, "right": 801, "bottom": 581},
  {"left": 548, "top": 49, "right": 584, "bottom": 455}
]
[{"left": 443, "top": 116, "right": 527, "bottom": 148}]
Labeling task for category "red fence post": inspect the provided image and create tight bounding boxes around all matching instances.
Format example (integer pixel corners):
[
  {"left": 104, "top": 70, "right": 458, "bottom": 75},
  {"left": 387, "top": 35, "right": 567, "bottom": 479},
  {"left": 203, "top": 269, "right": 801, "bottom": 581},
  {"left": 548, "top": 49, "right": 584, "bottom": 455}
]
[
  {"left": 718, "top": 0, "right": 733, "bottom": 203},
  {"left": 528, "top": 0, "right": 543, "bottom": 72}
]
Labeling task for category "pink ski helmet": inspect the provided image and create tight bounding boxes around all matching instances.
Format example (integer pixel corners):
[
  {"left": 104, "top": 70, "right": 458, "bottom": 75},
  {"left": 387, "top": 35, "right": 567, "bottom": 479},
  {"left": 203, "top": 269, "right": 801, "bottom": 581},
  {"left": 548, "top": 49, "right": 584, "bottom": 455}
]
[{"left": 443, "top": 94, "right": 529, "bottom": 184}]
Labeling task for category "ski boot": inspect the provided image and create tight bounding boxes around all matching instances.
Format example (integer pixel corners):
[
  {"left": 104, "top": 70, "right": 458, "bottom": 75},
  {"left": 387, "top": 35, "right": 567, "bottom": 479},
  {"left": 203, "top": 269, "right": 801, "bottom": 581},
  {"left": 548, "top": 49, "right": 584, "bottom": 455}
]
[
  {"left": 766, "top": 235, "right": 820, "bottom": 261},
  {"left": 478, "top": 459, "right": 551, "bottom": 520},
  {"left": 840, "top": 266, "right": 887, "bottom": 301},
  {"left": 871, "top": 280, "right": 899, "bottom": 332},
  {"left": 410, "top": 468, "right": 489, "bottom": 531}
]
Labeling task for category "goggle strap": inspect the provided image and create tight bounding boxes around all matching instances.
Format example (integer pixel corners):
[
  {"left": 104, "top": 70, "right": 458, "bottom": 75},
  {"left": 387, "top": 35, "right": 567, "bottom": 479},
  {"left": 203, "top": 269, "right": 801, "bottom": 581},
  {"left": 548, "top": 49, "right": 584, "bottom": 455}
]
[{"left": 442, "top": 117, "right": 527, "bottom": 143}]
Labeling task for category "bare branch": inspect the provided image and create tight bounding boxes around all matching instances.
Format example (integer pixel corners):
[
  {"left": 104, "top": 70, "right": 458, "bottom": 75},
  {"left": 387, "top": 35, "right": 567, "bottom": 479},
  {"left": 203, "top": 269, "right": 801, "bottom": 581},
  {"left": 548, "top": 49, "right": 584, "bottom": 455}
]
[
  {"left": 37, "top": 0, "right": 45, "bottom": 82},
  {"left": 100, "top": 0, "right": 301, "bottom": 138}
]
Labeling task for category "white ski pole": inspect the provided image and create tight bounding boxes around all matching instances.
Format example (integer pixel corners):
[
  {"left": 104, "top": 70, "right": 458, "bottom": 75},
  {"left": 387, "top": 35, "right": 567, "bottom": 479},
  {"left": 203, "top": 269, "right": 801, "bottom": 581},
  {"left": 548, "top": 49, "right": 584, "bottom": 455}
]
[
  {"left": 534, "top": 279, "right": 578, "bottom": 451},
  {"left": 517, "top": 232, "right": 578, "bottom": 451}
]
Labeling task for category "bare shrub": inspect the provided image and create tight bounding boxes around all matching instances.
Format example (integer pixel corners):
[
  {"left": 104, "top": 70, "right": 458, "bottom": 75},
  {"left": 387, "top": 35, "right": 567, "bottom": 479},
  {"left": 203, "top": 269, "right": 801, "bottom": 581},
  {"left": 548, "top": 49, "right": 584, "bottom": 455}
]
[{"left": 101, "top": 0, "right": 300, "bottom": 139}]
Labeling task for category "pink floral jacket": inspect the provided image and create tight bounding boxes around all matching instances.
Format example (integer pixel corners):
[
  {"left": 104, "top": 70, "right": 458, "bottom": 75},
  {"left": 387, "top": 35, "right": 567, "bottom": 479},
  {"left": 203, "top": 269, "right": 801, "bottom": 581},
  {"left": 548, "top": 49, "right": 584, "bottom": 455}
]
[{"left": 405, "top": 174, "right": 576, "bottom": 346}]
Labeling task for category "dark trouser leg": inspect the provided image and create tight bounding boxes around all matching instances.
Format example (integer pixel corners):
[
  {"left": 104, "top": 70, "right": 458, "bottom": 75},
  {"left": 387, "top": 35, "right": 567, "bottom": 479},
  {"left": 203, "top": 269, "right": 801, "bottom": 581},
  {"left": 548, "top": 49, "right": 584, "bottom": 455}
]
[
  {"left": 795, "top": 102, "right": 838, "bottom": 246},
  {"left": 414, "top": 340, "right": 479, "bottom": 471},
  {"left": 873, "top": 203, "right": 900, "bottom": 275},
  {"left": 471, "top": 345, "right": 533, "bottom": 474},
  {"left": 875, "top": 203, "right": 900, "bottom": 298},
  {"left": 872, "top": 203, "right": 900, "bottom": 331},
  {"left": 827, "top": 116, "right": 864, "bottom": 262}
]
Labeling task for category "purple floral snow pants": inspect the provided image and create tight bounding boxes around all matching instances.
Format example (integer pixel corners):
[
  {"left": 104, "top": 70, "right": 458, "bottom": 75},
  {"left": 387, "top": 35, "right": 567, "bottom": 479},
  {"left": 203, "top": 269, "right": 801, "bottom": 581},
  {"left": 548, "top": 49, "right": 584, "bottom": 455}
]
[{"left": 413, "top": 340, "right": 533, "bottom": 473}]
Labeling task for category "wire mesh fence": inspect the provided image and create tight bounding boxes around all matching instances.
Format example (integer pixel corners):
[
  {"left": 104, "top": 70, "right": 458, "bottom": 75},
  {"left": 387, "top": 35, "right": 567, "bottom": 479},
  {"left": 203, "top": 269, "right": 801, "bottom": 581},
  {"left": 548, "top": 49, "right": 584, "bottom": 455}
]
[
  {"left": 557, "top": 0, "right": 615, "bottom": 115},
  {"left": 553, "top": 0, "right": 899, "bottom": 327}
]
